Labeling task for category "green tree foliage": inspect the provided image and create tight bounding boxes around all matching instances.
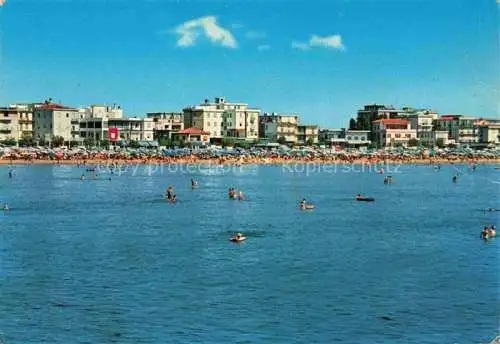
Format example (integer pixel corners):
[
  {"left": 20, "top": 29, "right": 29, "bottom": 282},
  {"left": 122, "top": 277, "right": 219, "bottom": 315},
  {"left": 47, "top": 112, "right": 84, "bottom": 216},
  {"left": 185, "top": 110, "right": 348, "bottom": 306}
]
[
  {"left": 52, "top": 136, "right": 65, "bottom": 147},
  {"left": 277, "top": 136, "right": 286, "bottom": 145},
  {"left": 408, "top": 138, "right": 419, "bottom": 147},
  {"left": 349, "top": 118, "right": 357, "bottom": 130},
  {"left": 436, "top": 138, "right": 445, "bottom": 148}
]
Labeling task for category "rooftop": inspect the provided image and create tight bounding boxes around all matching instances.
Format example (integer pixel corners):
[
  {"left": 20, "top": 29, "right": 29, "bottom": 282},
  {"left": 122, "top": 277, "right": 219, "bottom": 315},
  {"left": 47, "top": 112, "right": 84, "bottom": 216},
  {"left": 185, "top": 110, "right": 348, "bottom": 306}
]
[
  {"left": 177, "top": 127, "right": 210, "bottom": 135},
  {"left": 373, "top": 119, "right": 409, "bottom": 125},
  {"left": 37, "top": 103, "right": 76, "bottom": 111}
]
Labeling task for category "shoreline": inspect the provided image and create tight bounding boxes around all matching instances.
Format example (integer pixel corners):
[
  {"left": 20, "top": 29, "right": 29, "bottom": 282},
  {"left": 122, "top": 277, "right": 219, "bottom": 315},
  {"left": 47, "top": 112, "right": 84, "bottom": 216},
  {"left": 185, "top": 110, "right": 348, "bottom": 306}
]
[{"left": 1, "top": 157, "right": 499, "bottom": 166}]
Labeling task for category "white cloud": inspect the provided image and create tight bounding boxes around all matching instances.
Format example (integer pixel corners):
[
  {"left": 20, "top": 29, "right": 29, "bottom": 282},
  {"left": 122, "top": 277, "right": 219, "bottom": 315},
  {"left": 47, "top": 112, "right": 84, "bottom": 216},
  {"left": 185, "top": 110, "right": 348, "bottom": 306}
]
[
  {"left": 291, "top": 41, "right": 311, "bottom": 51},
  {"left": 257, "top": 45, "right": 271, "bottom": 51},
  {"left": 174, "top": 16, "right": 237, "bottom": 48},
  {"left": 310, "top": 35, "right": 344, "bottom": 50},
  {"left": 292, "top": 34, "right": 345, "bottom": 51},
  {"left": 245, "top": 31, "right": 266, "bottom": 40}
]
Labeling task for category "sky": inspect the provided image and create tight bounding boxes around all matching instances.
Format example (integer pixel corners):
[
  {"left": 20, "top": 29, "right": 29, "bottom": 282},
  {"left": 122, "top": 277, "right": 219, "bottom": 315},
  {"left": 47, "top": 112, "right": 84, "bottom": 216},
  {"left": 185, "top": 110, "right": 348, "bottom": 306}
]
[{"left": 0, "top": 0, "right": 498, "bottom": 128}]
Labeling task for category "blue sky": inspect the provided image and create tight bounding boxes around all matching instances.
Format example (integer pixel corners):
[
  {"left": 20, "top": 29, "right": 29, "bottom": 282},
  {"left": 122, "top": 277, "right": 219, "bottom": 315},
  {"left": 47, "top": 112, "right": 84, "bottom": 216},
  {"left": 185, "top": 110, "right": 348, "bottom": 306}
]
[{"left": 0, "top": 0, "right": 498, "bottom": 128}]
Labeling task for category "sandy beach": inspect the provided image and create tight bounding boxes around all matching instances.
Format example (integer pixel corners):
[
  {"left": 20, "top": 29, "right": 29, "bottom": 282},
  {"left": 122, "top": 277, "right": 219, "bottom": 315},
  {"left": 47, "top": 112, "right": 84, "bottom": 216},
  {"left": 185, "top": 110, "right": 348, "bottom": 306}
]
[{"left": 1, "top": 156, "right": 499, "bottom": 166}]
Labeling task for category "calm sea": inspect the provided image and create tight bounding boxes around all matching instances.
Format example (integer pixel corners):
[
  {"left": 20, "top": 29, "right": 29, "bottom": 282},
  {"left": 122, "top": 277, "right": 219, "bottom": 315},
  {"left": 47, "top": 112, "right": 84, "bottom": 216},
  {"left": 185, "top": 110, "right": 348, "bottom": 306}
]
[{"left": 0, "top": 163, "right": 498, "bottom": 344}]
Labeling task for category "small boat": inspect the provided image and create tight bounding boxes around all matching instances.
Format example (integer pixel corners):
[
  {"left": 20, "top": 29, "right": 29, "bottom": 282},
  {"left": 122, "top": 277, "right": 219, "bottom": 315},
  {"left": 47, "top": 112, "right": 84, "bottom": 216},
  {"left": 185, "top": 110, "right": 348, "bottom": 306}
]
[
  {"left": 356, "top": 196, "right": 375, "bottom": 202},
  {"left": 301, "top": 204, "right": 315, "bottom": 210}
]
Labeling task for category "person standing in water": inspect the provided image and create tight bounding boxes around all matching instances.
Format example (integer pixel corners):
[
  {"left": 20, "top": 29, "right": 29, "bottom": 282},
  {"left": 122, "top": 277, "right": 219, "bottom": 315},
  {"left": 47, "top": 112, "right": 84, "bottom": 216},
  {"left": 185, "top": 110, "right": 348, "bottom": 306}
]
[{"left": 166, "top": 186, "right": 175, "bottom": 200}]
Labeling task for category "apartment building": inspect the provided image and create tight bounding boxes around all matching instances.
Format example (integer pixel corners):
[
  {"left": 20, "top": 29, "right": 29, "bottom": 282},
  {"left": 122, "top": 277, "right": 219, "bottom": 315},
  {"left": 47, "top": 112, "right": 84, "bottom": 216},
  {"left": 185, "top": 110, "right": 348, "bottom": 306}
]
[
  {"left": 259, "top": 113, "right": 299, "bottom": 144},
  {"left": 0, "top": 107, "right": 20, "bottom": 141},
  {"left": 372, "top": 119, "right": 417, "bottom": 147},
  {"left": 183, "top": 97, "right": 260, "bottom": 141},
  {"left": 435, "top": 115, "right": 478, "bottom": 145},
  {"left": 33, "top": 103, "right": 85, "bottom": 143},
  {"left": 297, "top": 124, "right": 319, "bottom": 145},
  {"left": 146, "top": 112, "right": 184, "bottom": 140}
]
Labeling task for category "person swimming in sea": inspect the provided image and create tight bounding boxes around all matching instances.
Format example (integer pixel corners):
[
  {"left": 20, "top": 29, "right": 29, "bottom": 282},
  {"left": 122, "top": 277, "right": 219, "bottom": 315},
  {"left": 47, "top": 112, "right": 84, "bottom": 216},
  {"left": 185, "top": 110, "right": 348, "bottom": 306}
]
[
  {"left": 166, "top": 186, "right": 175, "bottom": 200},
  {"left": 191, "top": 178, "right": 198, "bottom": 188},
  {"left": 489, "top": 225, "right": 496, "bottom": 238},
  {"left": 481, "top": 226, "right": 489, "bottom": 240},
  {"left": 452, "top": 175, "right": 458, "bottom": 183},
  {"left": 300, "top": 198, "right": 306, "bottom": 209},
  {"left": 238, "top": 191, "right": 244, "bottom": 201}
]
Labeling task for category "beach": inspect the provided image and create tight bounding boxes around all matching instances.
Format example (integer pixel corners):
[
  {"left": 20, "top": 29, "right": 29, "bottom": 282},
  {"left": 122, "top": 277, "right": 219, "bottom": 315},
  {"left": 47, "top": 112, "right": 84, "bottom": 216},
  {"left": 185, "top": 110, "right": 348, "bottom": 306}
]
[{"left": 1, "top": 156, "right": 499, "bottom": 166}]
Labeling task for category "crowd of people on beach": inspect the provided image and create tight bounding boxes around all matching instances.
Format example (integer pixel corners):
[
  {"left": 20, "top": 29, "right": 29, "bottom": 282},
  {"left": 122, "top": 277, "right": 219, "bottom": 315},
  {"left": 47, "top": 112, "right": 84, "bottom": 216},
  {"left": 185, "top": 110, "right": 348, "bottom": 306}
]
[{"left": 1, "top": 146, "right": 499, "bottom": 167}]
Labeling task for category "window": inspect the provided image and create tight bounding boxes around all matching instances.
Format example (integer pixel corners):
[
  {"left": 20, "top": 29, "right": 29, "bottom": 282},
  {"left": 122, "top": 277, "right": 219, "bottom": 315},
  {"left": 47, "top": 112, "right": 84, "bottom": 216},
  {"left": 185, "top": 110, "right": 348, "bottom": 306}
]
[
  {"left": 66, "top": 113, "right": 69, "bottom": 118},
  {"left": 395, "top": 134, "right": 401, "bottom": 138},
  {"left": 406, "top": 134, "right": 411, "bottom": 138}
]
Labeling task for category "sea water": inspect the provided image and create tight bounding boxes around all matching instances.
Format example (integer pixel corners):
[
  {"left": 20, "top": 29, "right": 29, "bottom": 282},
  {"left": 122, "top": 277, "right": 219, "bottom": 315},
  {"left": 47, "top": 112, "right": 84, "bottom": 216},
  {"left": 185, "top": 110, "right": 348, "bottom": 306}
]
[{"left": 0, "top": 163, "right": 498, "bottom": 343}]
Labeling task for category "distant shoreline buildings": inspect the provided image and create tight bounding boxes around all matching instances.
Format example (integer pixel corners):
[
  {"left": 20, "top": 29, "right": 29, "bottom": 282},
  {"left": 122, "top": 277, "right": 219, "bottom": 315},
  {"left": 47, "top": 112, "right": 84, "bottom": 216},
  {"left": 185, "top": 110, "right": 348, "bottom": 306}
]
[{"left": 0, "top": 98, "right": 498, "bottom": 148}]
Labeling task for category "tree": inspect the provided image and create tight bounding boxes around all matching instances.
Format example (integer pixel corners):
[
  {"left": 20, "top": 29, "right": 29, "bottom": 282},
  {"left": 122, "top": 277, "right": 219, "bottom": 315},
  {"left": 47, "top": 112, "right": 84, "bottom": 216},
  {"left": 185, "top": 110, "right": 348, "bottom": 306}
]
[
  {"left": 408, "top": 138, "right": 419, "bottom": 147},
  {"left": 19, "top": 136, "right": 35, "bottom": 147},
  {"left": 100, "top": 140, "right": 110, "bottom": 149},
  {"left": 52, "top": 136, "right": 65, "bottom": 147},
  {"left": 221, "top": 138, "right": 235, "bottom": 148},
  {"left": 349, "top": 118, "right": 357, "bottom": 130},
  {"left": 1, "top": 138, "right": 17, "bottom": 146},
  {"left": 277, "top": 136, "right": 286, "bottom": 145},
  {"left": 128, "top": 140, "right": 140, "bottom": 149},
  {"left": 436, "top": 138, "right": 445, "bottom": 148},
  {"left": 159, "top": 138, "right": 173, "bottom": 147},
  {"left": 306, "top": 137, "right": 314, "bottom": 146},
  {"left": 83, "top": 138, "right": 93, "bottom": 148}
]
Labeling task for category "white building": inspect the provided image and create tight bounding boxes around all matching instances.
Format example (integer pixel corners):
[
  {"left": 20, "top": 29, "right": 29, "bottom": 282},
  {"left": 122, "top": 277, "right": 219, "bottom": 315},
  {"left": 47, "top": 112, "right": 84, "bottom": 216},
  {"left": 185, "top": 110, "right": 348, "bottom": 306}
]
[
  {"left": 372, "top": 119, "right": 417, "bottom": 147},
  {"left": 408, "top": 111, "right": 439, "bottom": 146},
  {"left": 108, "top": 118, "right": 154, "bottom": 141},
  {"left": 146, "top": 112, "right": 184, "bottom": 139},
  {"left": 183, "top": 97, "right": 260, "bottom": 141},
  {"left": 259, "top": 113, "right": 299, "bottom": 144},
  {"left": 80, "top": 117, "right": 154, "bottom": 143},
  {"left": 319, "top": 128, "right": 370, "bottom": 148},
  {"left": 84, "top": 104, "right": 123, "bottom": 119},
  {"left": 33, "top": 103, "right": 85, "bottom": 143},
  {"left": 297, "top": 124, "right": 319, "bottom": 145},
  {"left": 478, "top": 123, "right": 500, "bottom": 145},
  {"left": 435, "top": 115, "right": 478, "bottom": 146},
  {"left": 0, "top": 107, "right": 20, "bottom": 141}
]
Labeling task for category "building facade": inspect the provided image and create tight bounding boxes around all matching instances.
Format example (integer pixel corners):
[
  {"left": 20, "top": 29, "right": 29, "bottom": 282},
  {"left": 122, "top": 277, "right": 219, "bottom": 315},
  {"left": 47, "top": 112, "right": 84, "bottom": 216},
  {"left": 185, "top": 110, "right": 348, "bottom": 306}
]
[
  {"left": 0, "top": 107, "right": 20, "bottom": 141},
  {"left": 355, "top": 104, "right": 415, "bottom": 136},
  {"left": 319, "top": 128, "right": 370, "bottom": 148},
  {"left": 259, "top": 113, "right": 299, "bottom": 144},
  {"left": 171, "top": 127, "right": 210, "bottom": 144},
  {"left": 183, "top": 97, "right": 260, "bottom": 141},
  {"left": 297, "top": 125, "right": 319, "bottom": 145},
  {"left": 435, "top": 115, "right": 479, "bottom": 146},
  {"left": 408, "top": 111, "right": 439, "bottom": 146},
  {"left": 372, "top": 119, "right": 417, "bottom": 147},
  {"left": 146, "top": 112, "right": 184, "bottom": 140},
  {"left": 33, "top": 103, "right": 85, "bottom": 143},
  {"left": 478, "top": 123, "right": 500, "bottom": 145}
]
